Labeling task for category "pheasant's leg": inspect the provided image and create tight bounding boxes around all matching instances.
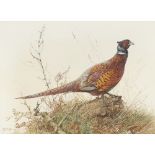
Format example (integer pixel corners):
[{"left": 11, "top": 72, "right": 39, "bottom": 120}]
[
  {"left": 101, "top": 94, "right": 108, "bottom": 107},
  {"left": 97, "top": 93, "right": 109, "bottom": 118}
]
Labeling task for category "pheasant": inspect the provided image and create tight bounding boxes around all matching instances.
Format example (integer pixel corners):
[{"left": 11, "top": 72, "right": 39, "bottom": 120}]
[{"left": 16, "top": 39, "right": 134, "bottom": 99}]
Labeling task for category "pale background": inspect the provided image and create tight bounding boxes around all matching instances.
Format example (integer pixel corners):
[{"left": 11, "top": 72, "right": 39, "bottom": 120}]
[
  {"left": 0, "top": 22, "right": 155, "bottom": 131},
  {"left": 1, "top": 0, "right": 155, "bottom": 154}
]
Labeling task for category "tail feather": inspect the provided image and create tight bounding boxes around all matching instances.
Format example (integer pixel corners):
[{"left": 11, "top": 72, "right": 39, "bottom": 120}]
[{"left": 16, "top": 81, "right": 79, "bottom": 99}]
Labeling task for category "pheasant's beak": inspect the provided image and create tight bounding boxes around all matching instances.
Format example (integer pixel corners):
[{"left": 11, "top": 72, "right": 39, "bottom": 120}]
[{"left": 129, "top": 41, "right": 134, "bottom": 46}]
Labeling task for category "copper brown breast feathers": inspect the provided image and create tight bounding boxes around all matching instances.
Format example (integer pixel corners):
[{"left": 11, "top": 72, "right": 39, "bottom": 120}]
[{"left": 16, "top": 39, "right": 134, "bottom": 99}]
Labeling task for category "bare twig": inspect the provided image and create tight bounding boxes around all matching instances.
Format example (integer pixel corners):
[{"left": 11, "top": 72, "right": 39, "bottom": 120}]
[
  {"left": 23, "top": 100, "right": 32, "bottom": 114},
  {"left": 30, "top": 26, "right": 53, "bottom": 110},
  {"left": 31, "top": 26, "right": 50, "bottom": 89},
  {"left": 33, "top": 102, "right": 40, "bottom": 116}
]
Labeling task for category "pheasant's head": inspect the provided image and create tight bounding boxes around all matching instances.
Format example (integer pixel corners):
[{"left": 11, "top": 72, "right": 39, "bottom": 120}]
[{"left": 117, "top": 39, "right": 134, "bottom": 54}]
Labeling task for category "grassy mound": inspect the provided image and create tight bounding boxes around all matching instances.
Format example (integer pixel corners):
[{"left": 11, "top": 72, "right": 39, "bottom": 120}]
[{"left": 14, "top": 95, "right": 154, "bottom": 134}]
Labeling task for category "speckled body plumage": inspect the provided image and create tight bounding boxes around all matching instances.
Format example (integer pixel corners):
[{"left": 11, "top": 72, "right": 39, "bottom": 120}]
[
  {"left": 17, "top": 39, "right": 133, "bottom": 99},
  {"left": 77, "top": 54, "right": 128, "bottom": 96}
]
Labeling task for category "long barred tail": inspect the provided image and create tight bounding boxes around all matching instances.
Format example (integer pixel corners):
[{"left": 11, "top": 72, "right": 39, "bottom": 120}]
[{"left": 16, "top": 81, "right": 79, "bottom": 99}]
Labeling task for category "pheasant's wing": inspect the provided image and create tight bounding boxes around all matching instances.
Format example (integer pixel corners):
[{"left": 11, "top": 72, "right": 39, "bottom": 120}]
[
  {"left": 79, "top": 62, "right": 110, "bottom": 91},
  {"left": 80, "top": 60, "right": 124, "bottom": 92}
]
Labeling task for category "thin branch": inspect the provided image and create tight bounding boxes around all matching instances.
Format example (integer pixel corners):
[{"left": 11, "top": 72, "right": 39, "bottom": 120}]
[
  {"left": 31, "top": 26, "right": 50, "bottom": 89},
  {"left": 30, "top": 52, "right": 41, "bottom": 62},
  {"left": 23, "top": 100, "right": 32, "bottom": 114},
  {"left": 30, "top": 26, "right": 53, "bottom": 111},
  {"left": 33, "top": 102, "right": 40, "bottom": 116}
]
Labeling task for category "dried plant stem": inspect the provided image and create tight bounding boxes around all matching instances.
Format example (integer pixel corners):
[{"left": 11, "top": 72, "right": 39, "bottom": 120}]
[
  {"left": 31, "top": 26, "right": 50, "bottom": 89},
  {"left": 30, "top": 26, "right": 53, "bottom": 110}
]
